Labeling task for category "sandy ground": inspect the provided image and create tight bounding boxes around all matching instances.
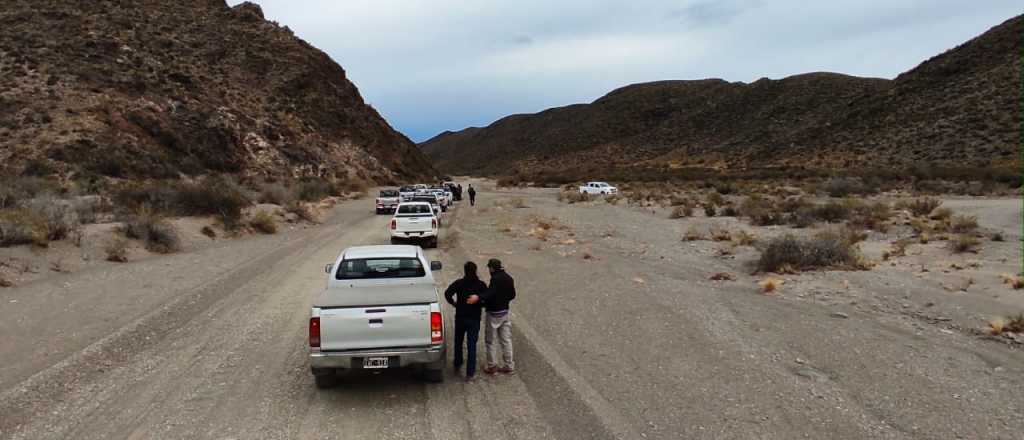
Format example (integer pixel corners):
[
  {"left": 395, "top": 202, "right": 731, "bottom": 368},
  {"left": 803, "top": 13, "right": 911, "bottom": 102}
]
[{"left": 0, "top": 181, "right": 1021, "bottom": 439}]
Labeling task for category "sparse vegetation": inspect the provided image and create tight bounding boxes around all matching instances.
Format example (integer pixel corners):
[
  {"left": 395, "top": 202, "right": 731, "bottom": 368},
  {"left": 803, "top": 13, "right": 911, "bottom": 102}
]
[
  {"left": 709, "top": 227, "right": 732, "bottom": 242},
  {"left": 683, "top": 226, "right": 704, "bottom": 241},
  {"left": 559, "top": 191, "right": 591, "bottom": 204},
  {"left": 670, "top": 205, "right": 693, "bottom": 219},
  {"left": 733, "top": 230, "right": 757, "bottom": 246},
  {"left": 286, "top": 202, "right": 318, "bottom": 223},
  {"left": 201, "top": 225, "right": 217, "bottom": 239},
  {"left": 950, "top": 215, "right": 978, "bottom": 234},
  {"left": 0, "top": 208, "right": 49, "bottom": 247},
  {"left": 899, "top": 197, "right": 943, "bottom": 217},
  {"left": 258, "top": 183, "right": 293, "bottom": 206},
  {"left": 757, "top": 233, "right": 864, "bottom": 273},
  {"left": 948, "top": 234, "right": 980, "bottom": 254},
  {"left": 104, "top": 237, "right": 129, "bottom": 263},
  {"left": 123, "top": 208, "right": 181, "bottom": 254},
  {"left": 510, "top": 197, "right": 528, "bottom": 208},
  {"left": 759, "top": 278, "right": 782, "bottom": 293},
  {"left": 249, "top": 211, "right": 278, "bottom": 234}
]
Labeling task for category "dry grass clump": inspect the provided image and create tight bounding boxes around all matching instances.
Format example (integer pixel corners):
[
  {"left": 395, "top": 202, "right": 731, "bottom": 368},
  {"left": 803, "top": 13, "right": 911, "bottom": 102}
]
[
  {"left": 559, "top": 191, "right": 591, "bottom": 204},
  {"left": 670, "top": 205, "right": 694, "bottom": 219},
  {"left": 709, "top": 227, "right": 732, "bottom": 242},
  {"left": 258, "top": 183, "right": 293, "bottom": 206},
  {"left": 710, "top": 272, "right": 736, "bottom": 281},
  {"left": 929, "top": 207, "right": 953, "bottom": 221},
  {"left": 950, "top": 215, "right": 978, "bottom": 234},
  {"left": 249, "top": 211, "right": 278, "bottom": 234},
  {"left": 988, "top": 315, "right": 1024, "bottom": 335},
  {"left": 882, "top": 238, "right": 913, "bottom": 260},
  {"left": 683, "top": 226, "right": 704, "bottom": 241},
  {"left": 104, "top": 237, "right": 129, "bottom": 263},
  {"left": 124, "top": 208, "right": 181, "bottom": 254},
  {"left": 757, "top": 232, "right": 865, "bottom": 273},
  {"left": 0, "top": 208, "right": 49, "bottom": 247},
  {"left": 733, "top": 230, "right": 757, "bottom": 246},
  {"left": 201, "top": 225, "right": 217, "bottom": 239},
  {"left": 948, "top": 234, "right": 980, "bottom": 254},
  {"left": 999, "top": 273, "right": 1024, "bottom": 289},
  {"left": 822, "top": 177, "right": 871, "bottom": 198},
  {"left": 286, "top": 202, "right": 318, "bottom": 223},
  {"left": 510, "top": 197, "right": 528, "bottom": 208},
  {"left": 604, "top": 194, "right": 622, "bottom": 205},
  {"left": 0, "top": 274, "right": 13, "bottom": 287},
  {"left": 739, "top": 195, "right": 783, "bottom": 226},
  {"left": 703, "top": 204, "right": 717, "bottom": 217},
  {"left": 849, "top": 201, "right": 892, "bottom": 232},
  {"left": 759, "top": 277, "right": 783, "bottom": 293},
  {"left": 898, "top": 197, "right": 943, "bottom": 217}
]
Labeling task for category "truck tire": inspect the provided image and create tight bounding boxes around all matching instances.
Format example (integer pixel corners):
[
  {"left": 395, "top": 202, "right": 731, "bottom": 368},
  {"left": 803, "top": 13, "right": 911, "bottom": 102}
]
[
  {"left": 427, "top": 237, "right": 438, "bottom": 249},
  {"left": 390, "top": 237, "right": 400, "bottom": 245},
  {"left": 314, "top": 373, "right": 338, "bottom": 389}
]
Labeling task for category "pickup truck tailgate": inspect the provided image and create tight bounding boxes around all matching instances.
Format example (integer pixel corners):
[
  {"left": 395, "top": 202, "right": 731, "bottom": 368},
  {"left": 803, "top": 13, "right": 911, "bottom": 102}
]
[
  {"left": 396, "top": 216, "right": 433, "bottom": 233},
  {"left": 319, "top": 304, "right": 431, "bottom": 351}
]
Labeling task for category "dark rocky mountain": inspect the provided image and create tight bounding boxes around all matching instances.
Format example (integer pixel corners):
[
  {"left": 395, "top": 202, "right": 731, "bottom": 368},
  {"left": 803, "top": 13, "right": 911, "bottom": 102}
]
[
  {"left": 0, "top": 0, "right": 435, "bottom": 183},
  {"left": 422, "top": 15, "right": 1021, "bottom": 180}
]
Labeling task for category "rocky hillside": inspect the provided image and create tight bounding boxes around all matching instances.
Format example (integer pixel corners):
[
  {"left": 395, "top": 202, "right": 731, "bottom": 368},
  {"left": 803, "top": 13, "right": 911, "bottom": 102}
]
[
  {"left": 422, "top": 15, "right": 1021, "bottom": 180},
  {"left": 0, "top": 0, "right": 435, "bottom": 183}
]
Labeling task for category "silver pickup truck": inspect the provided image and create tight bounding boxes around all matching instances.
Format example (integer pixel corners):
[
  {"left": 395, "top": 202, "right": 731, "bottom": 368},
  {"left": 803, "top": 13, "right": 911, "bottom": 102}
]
[{"left": 310, "top": 245, "right": 446, "bottom": 388}]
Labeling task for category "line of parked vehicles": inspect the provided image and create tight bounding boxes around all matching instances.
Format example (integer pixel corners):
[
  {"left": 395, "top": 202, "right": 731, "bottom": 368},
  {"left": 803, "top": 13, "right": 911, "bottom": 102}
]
[
  {"left": 309, "top": 181, "right": 462, "bottom": 388},
  {"left": 375, "top": 181, "right": 461, "bottom": 249}
]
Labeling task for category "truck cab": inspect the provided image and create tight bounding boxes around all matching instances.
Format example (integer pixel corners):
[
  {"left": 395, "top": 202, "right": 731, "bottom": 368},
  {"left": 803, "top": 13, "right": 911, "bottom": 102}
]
[{"left": 310, "top": 245, "right": 446, "bottom": 387}]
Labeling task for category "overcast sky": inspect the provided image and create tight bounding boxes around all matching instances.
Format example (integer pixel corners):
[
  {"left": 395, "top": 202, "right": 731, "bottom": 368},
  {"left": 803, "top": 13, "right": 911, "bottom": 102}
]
[{"left": 230, "top": 1, "right": 1021, "bottom": 142}]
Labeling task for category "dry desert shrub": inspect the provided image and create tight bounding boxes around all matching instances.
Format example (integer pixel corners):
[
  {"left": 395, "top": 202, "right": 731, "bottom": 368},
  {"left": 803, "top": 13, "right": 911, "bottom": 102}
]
[
  {"left": 510, "top": 197, "right": 528, "bottom": 208},
  {"left": 0, "top": 274, "right": 13, "bottom": 288},
  {"left": 929, "top": 207, "right": 953, "bottom": 221},
  {"left": 0, "top": 208, "right": 49, "bottom": 247},
  {"left": 560, "top": 191, "right": 590, "bottom": 204},
  {"left": 104, "top": 237, "right": 129, "bottom": 262},
  {"left": 124, "top": 208, "right": 180, "bottom": 254},
  {"left": 987, "top": 315, "right": 1023, "bottom": 335},
  {"left": 703, "top": 203, "right": 717, "bottom": 217},
  {"left": 670, "top": 206, "right": 693, "bottom": 219},
  {"left": 757, "top": 232, "right": 865, "bottom": 273},
  {"left": 950, "top": 215, "right": 978, "bottom": 234},
  {"left": 258, "top": 183, "right": 293, "bottom": 206},
  {"left": 733, "top": 230, "right": 757, "bottom": 246},
  {"left": 898, "top": 198, "right": 942, "bottom": 217},
  {"left": 604, "top": 194, "right": 622, "bottom": 205},
  {"left": 948, "top": 234, "right": 980, "bottom": 254},
  {"left": 286, "top": 202, "right": 318, "bottom": 223},
  {"left": 709, "top": 227, "right": 732, "bottom": 242},
  {"left": 683, "top": 226, "right": 704, "bottom": 241},
  {"left": 201, "top": 225, "right": 217, "bottom": 239},
  {"left": 249, "top": 211, "right": 278, "bottom": 234},
  {"left": 759, "top": 278, "right": 783, "bottom": 293}
]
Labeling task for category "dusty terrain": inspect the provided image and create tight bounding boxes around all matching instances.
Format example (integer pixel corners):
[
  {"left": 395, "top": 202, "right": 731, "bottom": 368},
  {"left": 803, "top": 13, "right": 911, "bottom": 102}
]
[{"left": 1, "top": 181, "right": 1022, "bottom": 439}]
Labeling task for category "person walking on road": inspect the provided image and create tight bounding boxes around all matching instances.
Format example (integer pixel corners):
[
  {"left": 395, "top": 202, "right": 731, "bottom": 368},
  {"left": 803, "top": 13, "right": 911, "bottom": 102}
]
[
  {"left": 444, "top": 262, "right": 488, "bottom": 381},
  {"left": 468, "top": 184, "right": 476, "bottom": 206},
  {"left": 481, "top": 258, "right": 516, "bottom": 375}
]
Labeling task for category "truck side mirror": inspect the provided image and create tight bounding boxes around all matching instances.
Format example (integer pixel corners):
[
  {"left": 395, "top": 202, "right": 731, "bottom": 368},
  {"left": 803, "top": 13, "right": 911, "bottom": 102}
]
[
  {"left": 430, "top": 261, "right": 442, "bottom": 271},
  {"left": 324, "top": 263, "right": 333, "bottom": 274}
]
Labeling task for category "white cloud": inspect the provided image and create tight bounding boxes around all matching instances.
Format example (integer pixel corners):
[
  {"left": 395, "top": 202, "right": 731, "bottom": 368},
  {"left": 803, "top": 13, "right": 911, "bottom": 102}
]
[{"left": 230, "top": 0, "right": 1022, "bottom": 141}]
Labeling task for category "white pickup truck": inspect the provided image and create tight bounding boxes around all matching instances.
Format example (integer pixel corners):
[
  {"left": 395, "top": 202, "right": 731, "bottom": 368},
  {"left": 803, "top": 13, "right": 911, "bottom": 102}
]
[
  {"left": 390, "top": 202, "right": 439, "bottom": 248},
  {"left": 375, "top": 189, "right": 401, "bottom": 215},
  {"left": 310, "top": 245, "right": 446, "bottom": 388},
  {"left": 579, "top": 181, "right": 618, "bottom": 195}
]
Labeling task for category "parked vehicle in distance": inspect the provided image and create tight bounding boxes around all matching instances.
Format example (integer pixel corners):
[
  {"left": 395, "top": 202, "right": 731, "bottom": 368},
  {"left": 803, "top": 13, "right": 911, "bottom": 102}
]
[
  {"left": 410, "top": 194, "right": 442, "bottom": 216},
  {"left": 579, "top": 181, "right": 618, "bottom": 195},
  {"left": 376, "top": 189, "right": 401, "bottom": 214},
  {"left": 399, "top": 186, "right": 417, "bottom": 202},
  {"left": 443, "top": 182, "right": 461, "bottom": 201},
  {"left": 427, "top": 189, "right": 450, "bottom": 211},
  {"left": 390, "top": 202, "right": 439, "bottom": 248},
  {"left": 311, "top": 245, "right": 446, "bottom": 388}
]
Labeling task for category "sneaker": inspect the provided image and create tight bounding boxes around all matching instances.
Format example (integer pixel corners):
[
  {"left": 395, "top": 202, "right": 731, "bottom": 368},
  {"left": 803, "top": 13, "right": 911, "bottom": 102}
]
[
  {"left": 498, "top": 367, "right": 515, "bottom": 375},
  {"left": 483, "top": 365, "right": 498, "bottom": 375}
]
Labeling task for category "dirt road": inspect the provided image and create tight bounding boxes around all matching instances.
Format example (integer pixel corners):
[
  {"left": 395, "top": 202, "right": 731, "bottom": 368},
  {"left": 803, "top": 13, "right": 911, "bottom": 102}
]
[{"left": 1, "top": 184, "right": 1022, "bottom": 439}]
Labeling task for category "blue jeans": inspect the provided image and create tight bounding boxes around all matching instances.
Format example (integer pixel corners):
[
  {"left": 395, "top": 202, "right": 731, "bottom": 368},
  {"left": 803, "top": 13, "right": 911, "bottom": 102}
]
[{"left": 453, "top": 317, "right": 481, "bottom": 377}]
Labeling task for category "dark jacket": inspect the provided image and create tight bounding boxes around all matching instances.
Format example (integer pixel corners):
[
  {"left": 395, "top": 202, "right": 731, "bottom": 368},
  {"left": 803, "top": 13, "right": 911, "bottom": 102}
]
[
  {"left": 482, "top": 269, "right": 516, "bottom": 312},
  {"left": 468, "top": 187, "right": 476, "bottom": 198},
  {"left": 444, "top": 277, "right": 487, "bottom": 321}
]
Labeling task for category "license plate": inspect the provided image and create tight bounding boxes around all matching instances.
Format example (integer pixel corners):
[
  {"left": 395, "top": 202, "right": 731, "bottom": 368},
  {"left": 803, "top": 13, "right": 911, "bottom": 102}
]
[{"left": 363, "top": 357, "right": 389, "bottom": 369}]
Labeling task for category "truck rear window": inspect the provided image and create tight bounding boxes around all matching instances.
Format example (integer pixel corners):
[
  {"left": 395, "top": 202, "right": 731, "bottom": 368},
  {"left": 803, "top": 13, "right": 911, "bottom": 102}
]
[
  {"left": 336, "top": 258, "right": 425, "bottom": 279},
  {"left": 380, "top": 190, "right": 399, "bottom": 197},
  {"left": 397, "top": 204, "right": 433, "bottom": 216}
]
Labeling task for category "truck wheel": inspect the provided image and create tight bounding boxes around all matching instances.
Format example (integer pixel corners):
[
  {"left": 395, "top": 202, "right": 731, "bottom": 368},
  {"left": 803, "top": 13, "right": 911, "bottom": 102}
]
[
  {"left": 428, "top": 237, "right": 438, "bottom": 249},
  {"left": 390, "top": 237, "right": 400, "bottom": 245},
  {"left": 314, "top": 373, "right": 338, "bottom": 389}
]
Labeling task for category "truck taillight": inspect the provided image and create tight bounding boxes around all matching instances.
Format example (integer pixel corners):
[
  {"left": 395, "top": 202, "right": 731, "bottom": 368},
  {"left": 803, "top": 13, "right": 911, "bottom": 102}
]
[
  {"left": 390, "top": 219, "right": 397, "bottom": 230},
  {"left": 309, "top": 317, "right": 321, "bottom": 348},
  {"left": 431, "top": 218, "right": 437, "bottom": 228},
  {"left": 430, "top": 312, "right": 442, "bottom": 344}
]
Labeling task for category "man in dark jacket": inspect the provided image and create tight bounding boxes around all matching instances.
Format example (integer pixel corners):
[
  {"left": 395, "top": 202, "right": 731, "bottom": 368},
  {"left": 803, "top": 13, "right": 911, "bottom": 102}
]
[
  {"left": 481, "top": 258, "right": 516, "bottom": 375},
  {"left": 467, "top": 185, "right": 477, "bottom": 206},
  {"left": 444, "top": 261, "right": 487, "bottom": 380}
]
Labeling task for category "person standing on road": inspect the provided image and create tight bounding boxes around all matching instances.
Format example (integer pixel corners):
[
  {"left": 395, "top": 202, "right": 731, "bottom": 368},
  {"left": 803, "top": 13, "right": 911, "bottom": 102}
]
[
  {"left": 481, "top": 258, "right": 516, "bottom": 375},
  {"left": 468, "top": 185, "right": 477, "bottom": 206},
  {"left": 444, "top": 262, "right": 488, "bottom": 381}
]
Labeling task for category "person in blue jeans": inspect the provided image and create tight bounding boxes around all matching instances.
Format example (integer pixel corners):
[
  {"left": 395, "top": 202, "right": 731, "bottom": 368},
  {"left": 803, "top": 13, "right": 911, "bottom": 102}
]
[{"left": 444, "top": 261, "right": 487, "bottom": 381}]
